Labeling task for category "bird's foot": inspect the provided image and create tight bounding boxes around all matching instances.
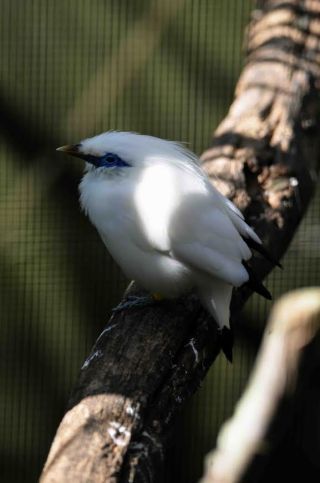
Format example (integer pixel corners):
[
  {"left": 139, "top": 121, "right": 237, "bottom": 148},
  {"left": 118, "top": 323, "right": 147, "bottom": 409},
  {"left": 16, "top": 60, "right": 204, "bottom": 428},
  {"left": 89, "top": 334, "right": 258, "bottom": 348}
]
[{"left": 112, "top": 294, "right": 157, "bottom": 312}]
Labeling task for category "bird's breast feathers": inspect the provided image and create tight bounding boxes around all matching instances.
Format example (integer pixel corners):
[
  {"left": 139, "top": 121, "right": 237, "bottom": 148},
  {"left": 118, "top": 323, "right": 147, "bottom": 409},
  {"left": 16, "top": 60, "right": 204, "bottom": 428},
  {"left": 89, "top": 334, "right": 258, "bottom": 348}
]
[
  {"left": 79, "top": 163, "right": 204, "bottom": 250},
  {"left": 79, "top": 159, "right": 251, "bottom": 289}
]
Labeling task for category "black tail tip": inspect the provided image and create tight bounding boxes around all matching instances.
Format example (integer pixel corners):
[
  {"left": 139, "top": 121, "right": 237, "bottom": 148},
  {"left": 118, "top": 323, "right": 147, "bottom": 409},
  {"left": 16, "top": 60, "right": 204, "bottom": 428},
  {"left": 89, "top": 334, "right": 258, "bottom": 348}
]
[
  {"left": 242, "top": 260, "right": 273, "bottom": 301},
  {"left": 221, "top": 327, "right": 234, "bottom": 363},
  {"left": 242, "top": 236, "right": 283, "bottom": 269},
  {"left": 261, "top": 285, "right": 272, "bottom": 301}
]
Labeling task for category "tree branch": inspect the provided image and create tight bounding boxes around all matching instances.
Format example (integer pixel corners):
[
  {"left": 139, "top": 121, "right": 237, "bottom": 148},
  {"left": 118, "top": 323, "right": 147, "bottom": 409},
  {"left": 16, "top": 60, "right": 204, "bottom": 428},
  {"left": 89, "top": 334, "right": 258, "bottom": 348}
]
[
  {"left": 40, "top": 1, "right": 320, "bottom": 482},
  {"left": 200, "top": 287, "right": 320, "bottom": 483}
]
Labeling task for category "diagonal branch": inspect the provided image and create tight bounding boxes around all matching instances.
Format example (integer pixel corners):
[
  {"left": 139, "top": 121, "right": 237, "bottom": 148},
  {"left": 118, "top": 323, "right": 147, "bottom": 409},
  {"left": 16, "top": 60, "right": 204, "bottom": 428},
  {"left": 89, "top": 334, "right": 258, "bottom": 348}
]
[
  {"left": 201, "top": 288, "right": 320, "bottom": 483},
  {"left": 40, "top": 1, "right": 320, "bottom": 482}
]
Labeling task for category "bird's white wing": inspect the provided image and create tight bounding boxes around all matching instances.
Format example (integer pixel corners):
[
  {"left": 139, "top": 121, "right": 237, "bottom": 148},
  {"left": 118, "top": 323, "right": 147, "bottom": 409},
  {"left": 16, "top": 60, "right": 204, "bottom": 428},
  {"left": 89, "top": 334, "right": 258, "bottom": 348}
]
[
  {"left": 169, "top": 193, "right": 252, "bottom": 287},
  {"left": 222, "top": 196, "right": 262, "bottom": 244},
  {"left": 132, "top": 162, "right": 257, "bottom": 287}
]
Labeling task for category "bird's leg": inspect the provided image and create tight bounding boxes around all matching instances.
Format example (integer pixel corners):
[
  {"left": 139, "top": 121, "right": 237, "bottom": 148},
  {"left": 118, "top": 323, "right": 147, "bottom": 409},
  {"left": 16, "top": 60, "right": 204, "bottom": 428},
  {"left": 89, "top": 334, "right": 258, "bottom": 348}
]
[{"left": 112, "top": 293, "right": 164, "bottom": 312}]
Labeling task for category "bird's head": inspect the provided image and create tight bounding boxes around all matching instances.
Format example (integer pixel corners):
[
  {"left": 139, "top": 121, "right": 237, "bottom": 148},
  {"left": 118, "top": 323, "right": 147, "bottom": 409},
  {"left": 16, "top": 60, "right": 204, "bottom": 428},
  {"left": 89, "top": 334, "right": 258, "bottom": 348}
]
[
  {"left": 57, "top": 131, "right": 199, "bottom": 173},
  {"left": 57, "top": 131, "right": 135, "bottom": 170}
]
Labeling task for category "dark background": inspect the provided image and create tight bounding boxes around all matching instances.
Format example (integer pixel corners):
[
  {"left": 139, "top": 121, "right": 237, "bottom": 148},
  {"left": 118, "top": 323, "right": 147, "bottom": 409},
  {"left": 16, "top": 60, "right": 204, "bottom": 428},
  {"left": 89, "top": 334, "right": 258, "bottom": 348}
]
[{"left": 0, "top": 1, "right": 319, "bottom": 482}]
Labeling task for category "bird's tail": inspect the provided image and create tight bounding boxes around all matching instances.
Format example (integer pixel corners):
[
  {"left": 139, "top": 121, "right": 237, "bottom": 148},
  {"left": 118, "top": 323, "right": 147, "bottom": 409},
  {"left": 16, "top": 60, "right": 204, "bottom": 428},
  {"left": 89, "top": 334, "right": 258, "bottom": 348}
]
[
  {"left": 198, "top": 280, "right": 233, "bottom": 330},
  {"left": 242, "top": 261, "right": 272, "bottom": 300}
]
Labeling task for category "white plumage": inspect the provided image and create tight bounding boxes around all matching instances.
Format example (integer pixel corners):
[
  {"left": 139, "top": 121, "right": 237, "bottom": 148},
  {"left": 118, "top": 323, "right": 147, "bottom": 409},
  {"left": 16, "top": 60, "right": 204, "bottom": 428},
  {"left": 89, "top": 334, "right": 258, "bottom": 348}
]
[{"left": 58, "top": 131, "right": 266, "bottom": 330}]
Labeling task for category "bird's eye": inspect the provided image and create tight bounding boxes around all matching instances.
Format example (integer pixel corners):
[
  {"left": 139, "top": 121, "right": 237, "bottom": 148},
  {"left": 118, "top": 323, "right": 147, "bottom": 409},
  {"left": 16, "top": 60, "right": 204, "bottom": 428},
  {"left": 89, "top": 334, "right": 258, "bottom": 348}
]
[
  {"left": 104, "top": 153, "right": 117, "bottom": 163},
  {"left": 99, "top": 152, "right": 130, "bottom": 168},
  {"left": 79, "top": 151, "right": 130, "bottom": 168}
]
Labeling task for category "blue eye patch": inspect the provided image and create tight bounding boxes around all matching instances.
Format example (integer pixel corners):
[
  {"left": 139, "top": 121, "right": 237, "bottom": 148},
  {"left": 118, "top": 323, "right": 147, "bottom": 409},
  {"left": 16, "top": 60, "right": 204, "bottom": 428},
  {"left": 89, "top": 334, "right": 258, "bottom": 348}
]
[{"left": 81, "top": 152, "right": 131, "bottom": 168}]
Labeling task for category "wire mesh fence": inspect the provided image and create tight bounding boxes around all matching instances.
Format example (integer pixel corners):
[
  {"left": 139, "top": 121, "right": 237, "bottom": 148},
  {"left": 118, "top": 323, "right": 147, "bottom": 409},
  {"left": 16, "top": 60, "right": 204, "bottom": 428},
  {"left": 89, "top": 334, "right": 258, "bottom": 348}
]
[{"left": 0, "top": 1, "right": 319, "bottom": 482}]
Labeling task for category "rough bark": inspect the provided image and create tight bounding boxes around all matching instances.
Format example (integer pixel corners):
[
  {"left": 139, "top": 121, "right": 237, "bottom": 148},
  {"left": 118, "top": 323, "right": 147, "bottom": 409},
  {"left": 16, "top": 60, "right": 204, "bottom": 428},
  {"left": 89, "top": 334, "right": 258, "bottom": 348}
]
[
  {"left": 41, "top": 1, "right": 320, "bottom": 482},
  {"left": 200, "top": 288, "right": 320, "bottom": 483}
]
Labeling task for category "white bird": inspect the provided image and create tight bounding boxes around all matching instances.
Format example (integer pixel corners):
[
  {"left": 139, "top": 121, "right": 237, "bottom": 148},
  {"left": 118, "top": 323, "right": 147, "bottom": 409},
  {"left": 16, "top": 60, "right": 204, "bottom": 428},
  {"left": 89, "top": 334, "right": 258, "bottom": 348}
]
[{"left": 57, "top": 131, "right": 272, "bottom": 332}]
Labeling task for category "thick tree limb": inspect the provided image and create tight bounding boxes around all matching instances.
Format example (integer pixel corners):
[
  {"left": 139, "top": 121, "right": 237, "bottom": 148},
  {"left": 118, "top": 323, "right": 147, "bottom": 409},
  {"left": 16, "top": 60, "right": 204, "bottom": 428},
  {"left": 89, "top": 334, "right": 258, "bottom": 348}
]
[
  {"left": 41, "top": 1, "right": 320, "bottom": 482},
  {"left": 201, "top": 287, "right": 320, "bottom": 483}
]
